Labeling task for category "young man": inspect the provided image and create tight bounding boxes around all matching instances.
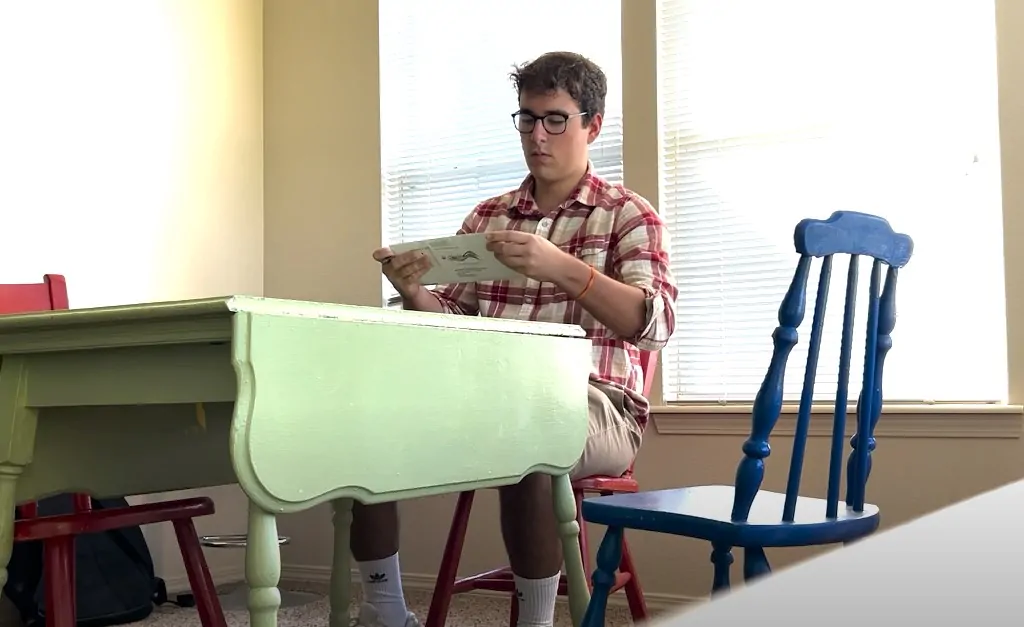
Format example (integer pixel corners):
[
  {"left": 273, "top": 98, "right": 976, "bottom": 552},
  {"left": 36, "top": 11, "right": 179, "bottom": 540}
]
[{"left": 362, "top": 51, "right": 678, "bottom": 627}]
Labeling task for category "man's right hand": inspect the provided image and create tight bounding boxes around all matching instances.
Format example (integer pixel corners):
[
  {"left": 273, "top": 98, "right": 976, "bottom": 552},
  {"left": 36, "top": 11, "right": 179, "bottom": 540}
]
[{"left": 372, "top": 247, "right": 433, "bottom": 300}]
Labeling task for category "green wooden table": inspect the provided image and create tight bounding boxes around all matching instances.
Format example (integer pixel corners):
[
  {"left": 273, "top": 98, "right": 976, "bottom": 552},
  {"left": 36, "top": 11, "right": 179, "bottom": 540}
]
[{"left": 0, "top": 296, "right": 594, "bottom": 627}]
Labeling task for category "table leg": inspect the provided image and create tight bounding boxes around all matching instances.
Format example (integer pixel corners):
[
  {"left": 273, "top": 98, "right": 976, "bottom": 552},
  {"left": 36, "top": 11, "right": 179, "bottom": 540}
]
[
  {"left": 0, "top": 465, "right": 21, "bottom": 590},
  {"left": 552, "top": 473, "right": 590, "bottom": 627},
  {"left": 0, "top": 357, "right": 35, "bottom": 591},
  {"left": 246, "top": 500, "right": 282, "bottom": 627},
  {"left": 330, "top": 498, "right": 354, "bottom": 627}
]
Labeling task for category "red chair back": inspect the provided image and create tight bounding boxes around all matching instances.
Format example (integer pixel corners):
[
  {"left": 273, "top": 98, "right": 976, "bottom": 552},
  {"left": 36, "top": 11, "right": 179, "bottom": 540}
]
[
  {"left": 614, "top": 350, "right": 658, "bottom": 480},
  {"left": 638, "top": 350, "right": 657, "bottom": 400},
  {"left": 0, "top": 274, "right": 68, "bottom": 314},
  {"left": 0, "top": 275, "right": 90, "bottom": 515}
]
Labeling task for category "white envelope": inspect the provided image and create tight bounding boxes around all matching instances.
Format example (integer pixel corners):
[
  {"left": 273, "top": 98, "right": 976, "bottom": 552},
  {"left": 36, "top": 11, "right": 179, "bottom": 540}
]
[{"left": 390, "top": 233, "right": 524, "bottom": 285}]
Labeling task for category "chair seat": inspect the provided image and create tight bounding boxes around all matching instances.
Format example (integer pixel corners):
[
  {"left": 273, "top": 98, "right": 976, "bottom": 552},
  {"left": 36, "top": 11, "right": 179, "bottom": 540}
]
[
  {"left": 573, "top": 474, "right": 638, "bottom": 493},
  {"left": 15, "top": 497, "right": 215, "bottom": 542},
  {"left": 581, "top": 485, "right": 879, "bottom": 547}
]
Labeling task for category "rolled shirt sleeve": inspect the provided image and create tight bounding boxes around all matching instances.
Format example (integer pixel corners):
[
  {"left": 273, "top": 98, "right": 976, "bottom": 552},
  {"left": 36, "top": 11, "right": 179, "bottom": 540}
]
[{"left": 610, "top": 199, "right": 678, "bottom": 351}]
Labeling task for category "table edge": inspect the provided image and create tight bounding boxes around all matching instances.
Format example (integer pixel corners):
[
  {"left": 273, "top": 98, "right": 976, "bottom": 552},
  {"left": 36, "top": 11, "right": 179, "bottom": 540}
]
[{"left": 0, "top": 295, "right": 588, "bottom": 339}]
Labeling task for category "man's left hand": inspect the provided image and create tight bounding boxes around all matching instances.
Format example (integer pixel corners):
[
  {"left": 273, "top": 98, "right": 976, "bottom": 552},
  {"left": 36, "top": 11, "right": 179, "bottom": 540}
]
[{"left": 485, "top": 230, "right": 572, "bottom": 283}]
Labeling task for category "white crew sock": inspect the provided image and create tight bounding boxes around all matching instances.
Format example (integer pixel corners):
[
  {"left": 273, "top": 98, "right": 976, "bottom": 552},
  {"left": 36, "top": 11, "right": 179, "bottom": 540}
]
[
  {"left": 357, "top": 553, "right": 410, "bottom": 627},
  {"left": 513, "top": 573, "right": 560, "bottom": 627}
]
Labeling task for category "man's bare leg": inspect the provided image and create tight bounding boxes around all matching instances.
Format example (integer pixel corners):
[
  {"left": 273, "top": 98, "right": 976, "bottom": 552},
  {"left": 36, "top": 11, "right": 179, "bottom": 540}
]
[
  {"left": 499, "top": 474, "right": 563, "bottom": 627},
  {"left": 499, "top": 383, "right": 642, "bottom": 627},
  {"left": 351, "top": 502, "right": 417, "bottom": 627}
]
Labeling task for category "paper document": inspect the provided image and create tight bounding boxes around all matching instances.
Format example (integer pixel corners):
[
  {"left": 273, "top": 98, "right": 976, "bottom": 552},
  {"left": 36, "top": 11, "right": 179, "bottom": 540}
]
[{"left": 390, "top": 233, "right": 524, "bottom": 285}]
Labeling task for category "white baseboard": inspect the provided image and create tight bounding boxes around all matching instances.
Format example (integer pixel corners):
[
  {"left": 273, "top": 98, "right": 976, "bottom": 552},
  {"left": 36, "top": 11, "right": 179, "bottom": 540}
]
[
  {"left": 280, "top": 564, "right": 701, "bottom": 612},
  {"left": 161, "top": 565, "right": 247, "bottom": 596}
]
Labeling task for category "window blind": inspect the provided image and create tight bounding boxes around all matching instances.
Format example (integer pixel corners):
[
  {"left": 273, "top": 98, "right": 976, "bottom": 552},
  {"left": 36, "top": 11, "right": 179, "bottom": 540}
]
[
  {"left": 657, "top": 0, "right": 1007, "bottom": 403},
  {"left": 379, "top": 0, "right": 624, "bottom": 305}
]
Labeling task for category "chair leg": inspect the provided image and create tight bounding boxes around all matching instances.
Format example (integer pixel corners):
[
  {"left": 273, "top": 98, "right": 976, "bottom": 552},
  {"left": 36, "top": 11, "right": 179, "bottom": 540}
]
[
  {"left": 742, "top": 546, "right": 772, "bottom": 583},
  {"left": 509, "top": 594, "right": 519, "bottom": 627},
  {"left": 575, "top": 490, "right": 591, "bottom": 588},
  {"left": 618, "top": 535, "right": 649, "bottom": 622},
  {"left": 173, "top": 519, "right": 228, "bottom": 627},
  {"left": 581, "top": 526, "right": 623, "bottom": 627},
  {"left": 72, "top": 494, "right": 92, "bottom": 513},
  {"left": 43, "top": 535, "right": 76, "bottom": 627},
  {"left": 426, "top": 491, "right": 476, "bottom": 627},
  {"left": 710, "top": 542, "right": 733, "bottom": 595}
]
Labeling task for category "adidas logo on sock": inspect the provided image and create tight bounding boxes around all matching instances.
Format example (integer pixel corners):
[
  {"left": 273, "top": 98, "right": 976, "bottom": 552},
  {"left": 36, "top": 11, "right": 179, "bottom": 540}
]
[{"left": 368, "top": 573, "right": 388, "bottom": 583}]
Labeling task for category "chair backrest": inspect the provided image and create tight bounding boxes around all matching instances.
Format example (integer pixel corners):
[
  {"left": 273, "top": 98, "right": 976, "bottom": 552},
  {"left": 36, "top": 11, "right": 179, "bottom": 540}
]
[
  {"left": 617, "top": 350, "right": 658, "bottom": 480},
  {"left": 0, "top": 274, "right": 68, "bottom": 314},
  {"left": 730, "top": 211, "right": 913, "bottom": 524},
  {"left": 638, "top": 349, "right": 657, "bottom": 400}
]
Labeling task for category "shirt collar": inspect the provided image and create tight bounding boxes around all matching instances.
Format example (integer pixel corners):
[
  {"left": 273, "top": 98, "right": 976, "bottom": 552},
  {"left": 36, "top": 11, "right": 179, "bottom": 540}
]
[{"left": 509, "top": 161, "right": 603, "bottom": 218}]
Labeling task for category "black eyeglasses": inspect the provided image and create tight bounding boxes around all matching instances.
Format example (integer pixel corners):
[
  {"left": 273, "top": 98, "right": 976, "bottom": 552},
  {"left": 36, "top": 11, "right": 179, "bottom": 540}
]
[{"left": 511, "top": 111, "right": 588, "bottom": 135}]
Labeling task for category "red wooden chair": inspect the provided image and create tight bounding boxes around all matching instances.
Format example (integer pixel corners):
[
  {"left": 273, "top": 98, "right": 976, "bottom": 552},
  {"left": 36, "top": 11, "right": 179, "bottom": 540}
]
[
  {"left": 1, "top": 274, "right": 227, "bottom": 627},
  {"left": 426, "top": 351, "right": 658, "bottom": 627}
]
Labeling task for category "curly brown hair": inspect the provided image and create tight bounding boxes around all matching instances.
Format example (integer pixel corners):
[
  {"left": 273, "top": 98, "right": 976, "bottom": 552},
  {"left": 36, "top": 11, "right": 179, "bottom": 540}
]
[{"left": 510, "top": 51, "right": 607, "bottom": 126}]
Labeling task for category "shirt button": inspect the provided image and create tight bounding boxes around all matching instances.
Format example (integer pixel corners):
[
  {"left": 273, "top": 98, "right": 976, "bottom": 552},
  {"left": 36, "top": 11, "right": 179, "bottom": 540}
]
[
  {"left": 538, "top": 218, "right": 553, "bottom": 230},
  {"left": 524, "top": 297, "right": 534, "bottom": 304}
]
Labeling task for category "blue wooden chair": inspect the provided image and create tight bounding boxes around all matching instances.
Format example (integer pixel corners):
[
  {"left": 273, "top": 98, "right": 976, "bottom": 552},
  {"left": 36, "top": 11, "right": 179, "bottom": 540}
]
[{"left": 579, "top": 211, "right": 914, "bottom": 625}]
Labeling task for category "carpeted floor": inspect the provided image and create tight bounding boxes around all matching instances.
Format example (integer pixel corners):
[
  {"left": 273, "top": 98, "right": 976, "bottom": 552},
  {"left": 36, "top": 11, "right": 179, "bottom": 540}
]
[{"left": 42, "top": 584, "right": 641, "bottom": 627}]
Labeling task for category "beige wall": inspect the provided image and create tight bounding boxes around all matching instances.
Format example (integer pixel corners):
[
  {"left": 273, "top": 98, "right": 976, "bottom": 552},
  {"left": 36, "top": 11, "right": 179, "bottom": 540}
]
[
  {"left": 263, "top": 0, "right": 382, "bottom": 308},
  {"left": 1, "top": 0, "right": 264, "bottom": 590},
  {"left": 264, "top": 0, "right": 1024, "bottom": 605}
]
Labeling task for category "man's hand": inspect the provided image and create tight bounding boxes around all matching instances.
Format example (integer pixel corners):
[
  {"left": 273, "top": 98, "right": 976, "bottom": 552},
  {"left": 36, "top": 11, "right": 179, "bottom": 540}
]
[
  {"left": 372, "top": 247, "right": 432, "bottom": 299},
  {"left": 485, "top": 230, "right": 574, "bottom": 283}
]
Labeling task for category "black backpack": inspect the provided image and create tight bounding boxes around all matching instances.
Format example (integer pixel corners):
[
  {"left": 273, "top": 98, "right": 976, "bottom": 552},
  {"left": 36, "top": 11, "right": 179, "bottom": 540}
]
[{"left": 4, "top": 495, "right": 187, "bottom": 627}]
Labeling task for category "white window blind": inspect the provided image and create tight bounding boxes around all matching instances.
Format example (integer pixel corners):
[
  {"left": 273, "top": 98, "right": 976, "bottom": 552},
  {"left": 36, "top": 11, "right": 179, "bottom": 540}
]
[
  {"left": 379, "top": 0, "right": 624, "bottom": 305},
  {"left": 658, "top": 0, "right": 1006, "bottom": 404}
]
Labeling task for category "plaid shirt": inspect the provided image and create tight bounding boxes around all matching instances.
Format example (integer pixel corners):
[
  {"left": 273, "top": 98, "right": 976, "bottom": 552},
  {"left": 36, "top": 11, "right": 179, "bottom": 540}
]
[{"left": 429, "top": 166, "right": 678, "bottom": 428}]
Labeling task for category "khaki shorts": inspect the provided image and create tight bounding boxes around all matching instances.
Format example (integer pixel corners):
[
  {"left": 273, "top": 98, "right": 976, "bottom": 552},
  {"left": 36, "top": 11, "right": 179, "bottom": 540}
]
[{"left": 570, "top": 381, "right": 644, "bottom": 480}]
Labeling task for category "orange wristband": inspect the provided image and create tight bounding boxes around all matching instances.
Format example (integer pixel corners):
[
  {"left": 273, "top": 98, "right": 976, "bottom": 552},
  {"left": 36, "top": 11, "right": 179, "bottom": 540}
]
[{"left": 575, "top": 265, "right": 597, "bottom": 301}]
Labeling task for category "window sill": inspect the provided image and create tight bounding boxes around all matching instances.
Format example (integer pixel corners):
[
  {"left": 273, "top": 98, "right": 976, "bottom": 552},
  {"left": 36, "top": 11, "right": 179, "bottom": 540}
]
[{"left": 651, "top": 403, "right": 1024, "bottom": 439}]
